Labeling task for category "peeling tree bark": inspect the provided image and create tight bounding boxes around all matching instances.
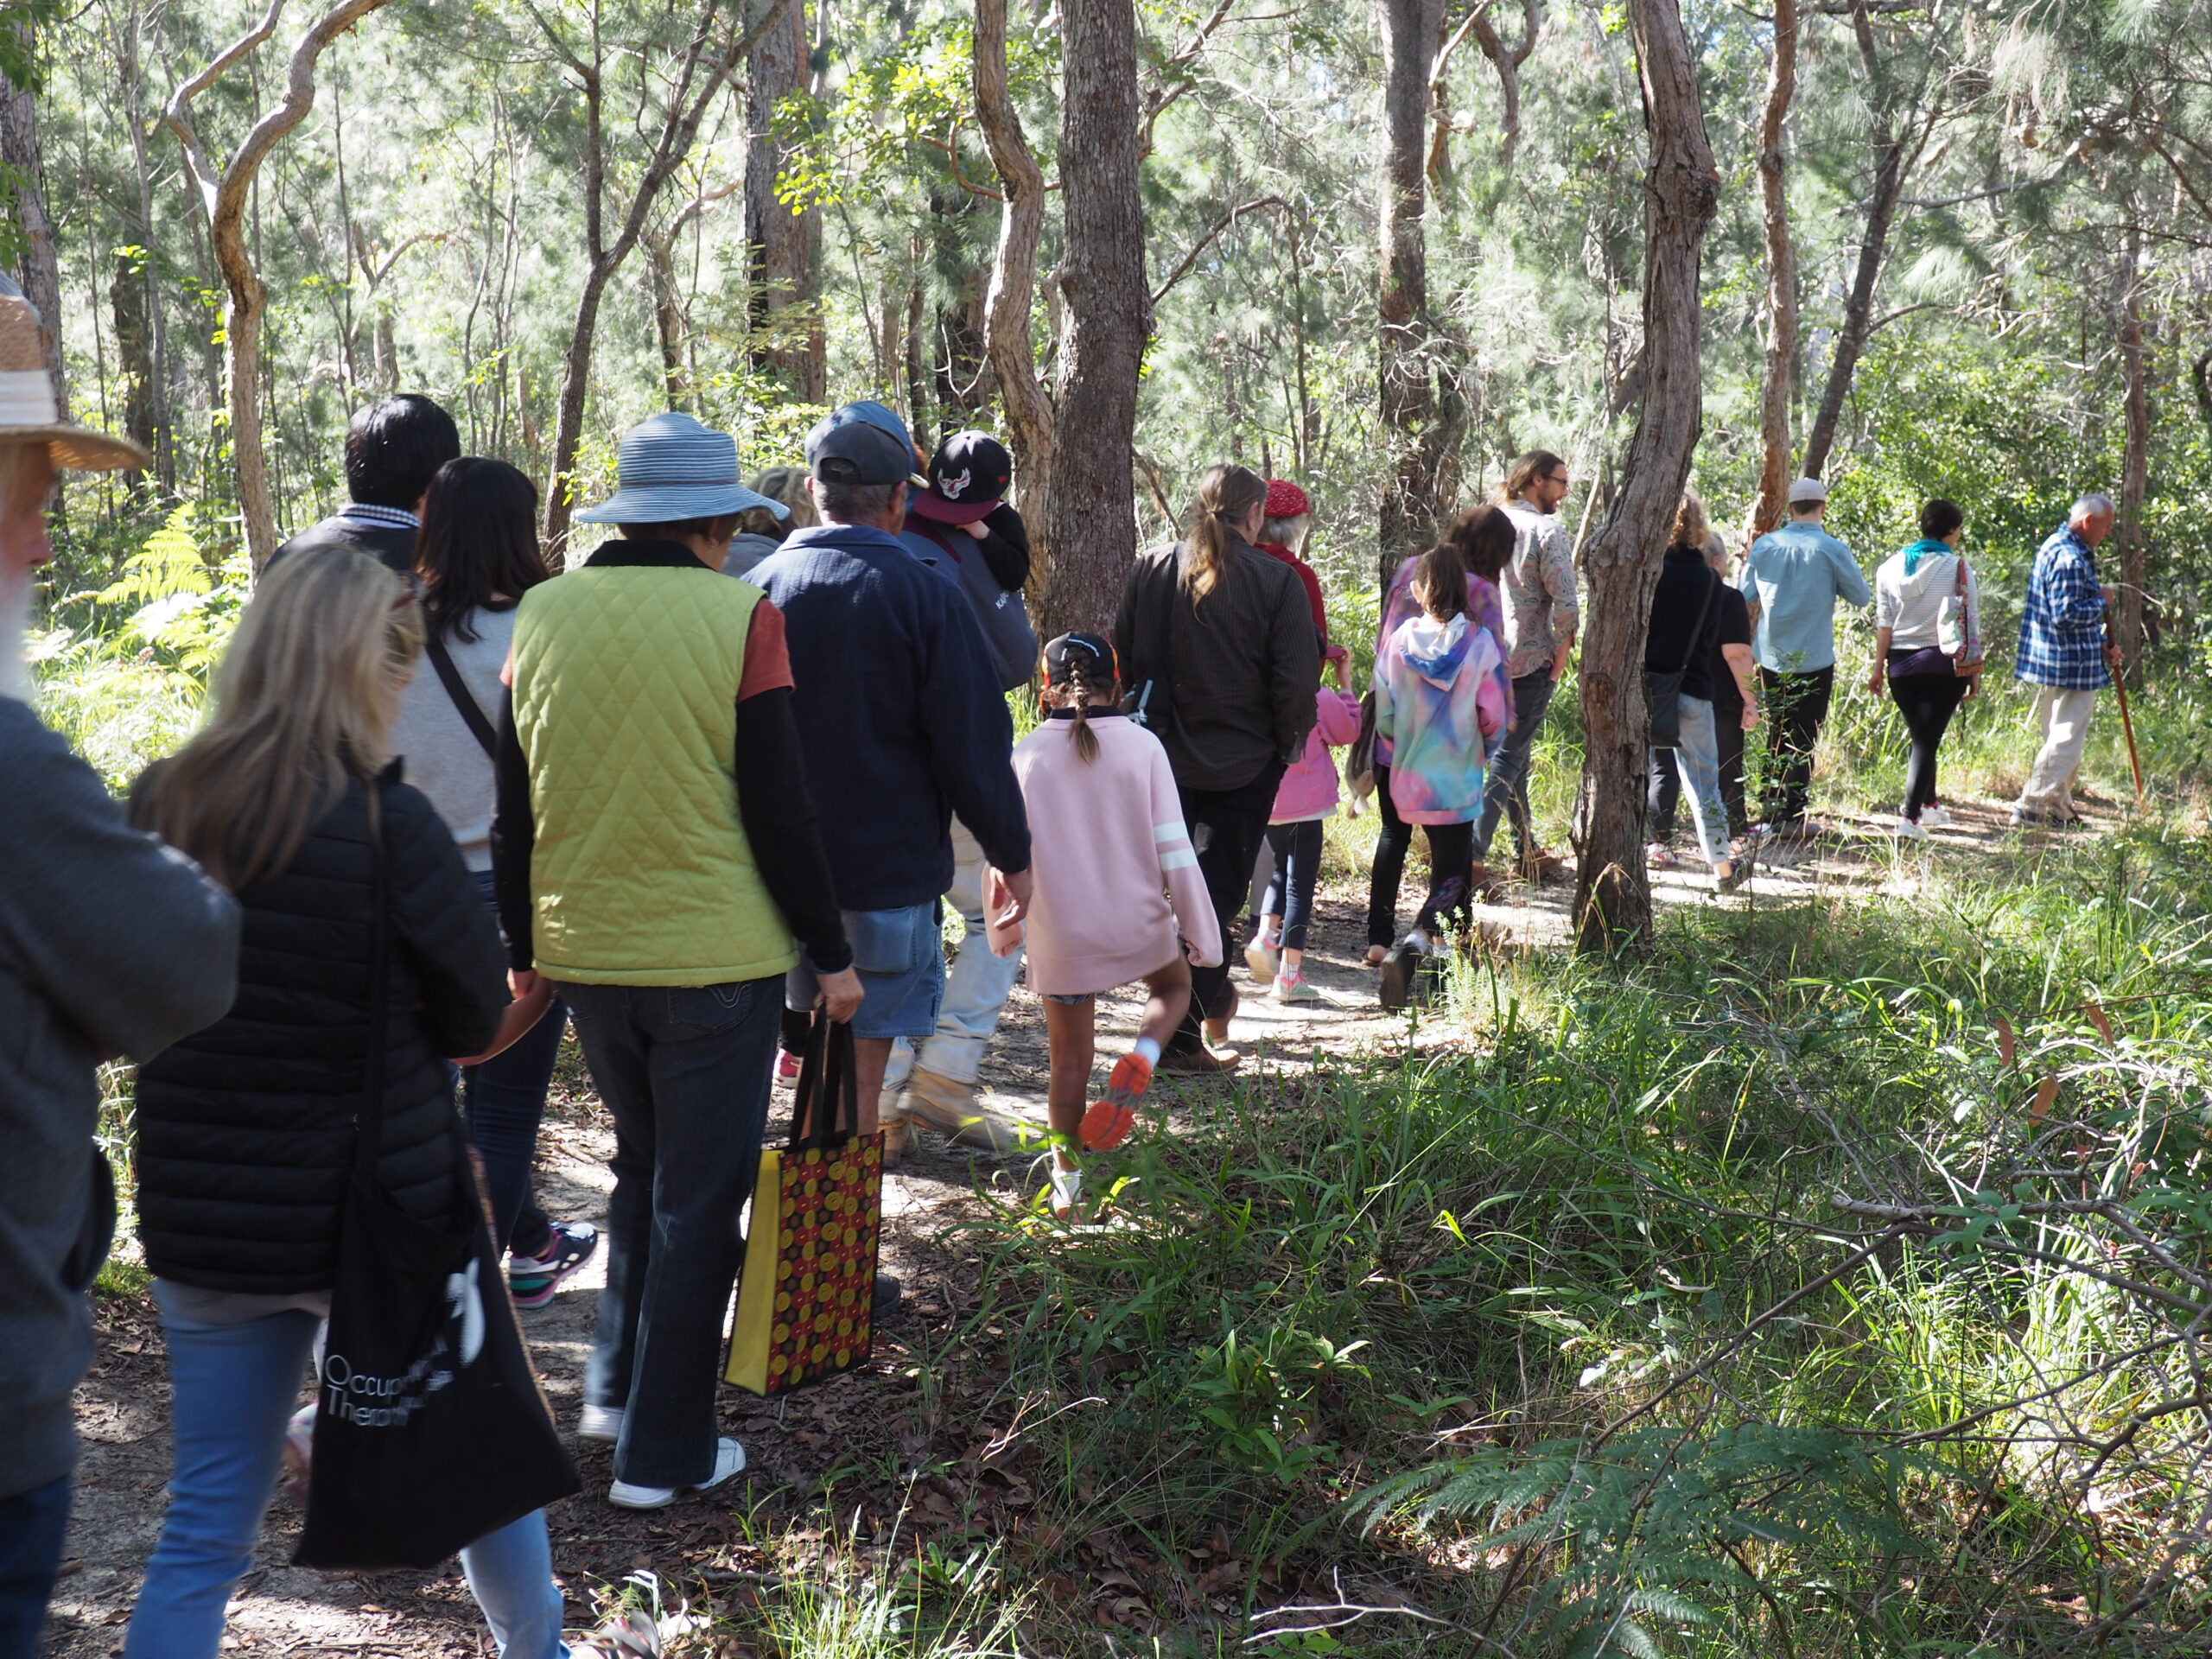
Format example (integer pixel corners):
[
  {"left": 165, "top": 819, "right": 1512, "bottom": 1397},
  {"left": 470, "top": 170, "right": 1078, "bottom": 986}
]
[
  {"left": 1041, "top": 0, "right": 1149, "bottom": 639},
  {"left": 973, "top": 0, "right": 1057, "bottom": 586},
  {"left": 1570, "top": 0, "right": 1719, "bottom": 955},
  {"left": 165, "top": 0, "right": 397, "bottom": 566},
  {"left": 745, "top": 0, "right": 823, "bottom": 401},
  {"left": 1749, "top": 0, "right": 1799, "bottom": 537}
]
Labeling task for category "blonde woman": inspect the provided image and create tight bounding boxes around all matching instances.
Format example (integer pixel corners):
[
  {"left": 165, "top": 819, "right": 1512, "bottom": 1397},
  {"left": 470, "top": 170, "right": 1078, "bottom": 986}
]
[
  {"left": 1643, "top": 492, "right": 1747, "bottom": 893},
  {"left": 1113, "top": 463, "right": 1320, "bottom": 1071},
  {"left": 126, "top": 552, "right": 645, "bottom": 1659}
]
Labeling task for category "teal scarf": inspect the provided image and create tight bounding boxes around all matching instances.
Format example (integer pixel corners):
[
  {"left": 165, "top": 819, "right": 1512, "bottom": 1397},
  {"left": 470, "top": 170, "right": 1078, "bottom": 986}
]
[{"left": 1901, "top": 537, "right": 1951, "bottom": 577}]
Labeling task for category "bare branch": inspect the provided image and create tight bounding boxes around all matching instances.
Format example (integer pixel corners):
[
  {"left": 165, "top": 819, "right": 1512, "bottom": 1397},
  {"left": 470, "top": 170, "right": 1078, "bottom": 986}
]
[{"left": 1150, "top": 194, "right": 1290, "bottom": 304}]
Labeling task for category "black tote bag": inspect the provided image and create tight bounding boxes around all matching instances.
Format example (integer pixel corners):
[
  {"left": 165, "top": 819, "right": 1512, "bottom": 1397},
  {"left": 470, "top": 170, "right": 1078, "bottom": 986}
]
[{"left": 294, "top": 793, "right": 579, "bottom": 1570}]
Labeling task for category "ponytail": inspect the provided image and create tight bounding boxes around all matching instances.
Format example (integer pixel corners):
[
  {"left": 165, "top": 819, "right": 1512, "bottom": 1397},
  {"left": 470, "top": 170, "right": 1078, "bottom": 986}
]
[
  {"left": 1184, "top": 463, "right": 1267, "bottom": 604},
  {"left": 1067, "top": 657, "right": 1101, "bottom": 764},
  {"left": 1043, "top": 643, "right": 1118, "bottom": 764}
]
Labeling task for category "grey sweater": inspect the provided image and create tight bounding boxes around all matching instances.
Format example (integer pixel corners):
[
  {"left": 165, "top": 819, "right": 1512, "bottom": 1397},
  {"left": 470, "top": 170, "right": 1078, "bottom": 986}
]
[{"left": 0, "top": 696, "right": 239, "bottom": 1500}]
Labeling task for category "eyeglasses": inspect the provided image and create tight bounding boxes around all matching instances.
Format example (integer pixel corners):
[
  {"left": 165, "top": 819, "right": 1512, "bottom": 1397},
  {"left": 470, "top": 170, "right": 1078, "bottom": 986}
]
[{"left": 1547, "top": 474, "right": 1570, "bottom": 488}]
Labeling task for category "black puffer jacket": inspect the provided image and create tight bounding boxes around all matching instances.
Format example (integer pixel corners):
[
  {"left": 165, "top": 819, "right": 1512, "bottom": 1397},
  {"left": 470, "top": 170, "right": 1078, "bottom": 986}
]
[{"left": 133, "top": 768, "right": 506, "bottom": 1294}]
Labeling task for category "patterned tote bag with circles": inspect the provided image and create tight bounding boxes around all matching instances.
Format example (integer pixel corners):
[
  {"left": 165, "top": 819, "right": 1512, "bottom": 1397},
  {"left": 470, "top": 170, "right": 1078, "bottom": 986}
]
[{"left": 726, "top": 1014, "right": 883, "bottom": 1395}]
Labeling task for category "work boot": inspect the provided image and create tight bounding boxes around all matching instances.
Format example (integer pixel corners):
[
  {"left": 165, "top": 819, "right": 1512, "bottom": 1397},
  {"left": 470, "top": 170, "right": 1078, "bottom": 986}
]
[{"left": 901, "top": 1066, "right": 1025, "bottom": 1154}]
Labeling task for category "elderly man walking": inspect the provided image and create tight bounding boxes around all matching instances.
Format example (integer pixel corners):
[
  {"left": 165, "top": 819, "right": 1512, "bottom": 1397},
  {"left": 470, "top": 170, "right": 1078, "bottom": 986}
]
[
  {"left": 2011, "top": 493, "right": 2122, "bottom": 828},
  {"left": 1738, "top": 476, "right": 1871, "bottom": 837},
  {"left": 0, "top": 280, "right": 239, "bottom": 1658},
  {"left": 749, "top": 404, "right": 1034, "bottom": 1165}
]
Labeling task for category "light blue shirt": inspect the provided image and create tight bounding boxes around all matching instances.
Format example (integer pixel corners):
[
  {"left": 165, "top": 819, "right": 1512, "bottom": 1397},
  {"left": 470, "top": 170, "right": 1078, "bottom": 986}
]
[{"left": 1738, "top": 519, "right": 1872, "bottom": 672}]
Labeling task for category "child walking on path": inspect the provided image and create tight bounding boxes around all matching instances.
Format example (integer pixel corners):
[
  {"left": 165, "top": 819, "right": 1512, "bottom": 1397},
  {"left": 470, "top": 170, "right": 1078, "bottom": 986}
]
[
  {"left": 1006, "top": 634, "right": 1224, "bottom": 1218},
  {"left": 1247, "top": 649, "right": 1362, "bottom": 1002},
  {"left": 1371, "top": 548, "right": 1506, "bottom": 1010}
]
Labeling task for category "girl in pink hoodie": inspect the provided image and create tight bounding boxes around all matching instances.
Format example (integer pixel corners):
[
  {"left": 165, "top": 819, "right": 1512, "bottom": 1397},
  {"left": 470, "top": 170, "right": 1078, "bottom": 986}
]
[{"left": 1003, "top": 634, "right": 1224, "bottom": 1218}]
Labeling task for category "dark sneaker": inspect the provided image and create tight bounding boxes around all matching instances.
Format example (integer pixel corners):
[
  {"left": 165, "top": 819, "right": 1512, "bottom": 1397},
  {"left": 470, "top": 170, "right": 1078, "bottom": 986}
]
[
  {"left": 873, "top": 1272, "right": 903, "bottom": 1321},
  {"left": 1377, "top": 936, "right": 1426, "bottom": 1012},
  {"left": 509, "top": 1219, "right": 599, "bottom": 1309}
]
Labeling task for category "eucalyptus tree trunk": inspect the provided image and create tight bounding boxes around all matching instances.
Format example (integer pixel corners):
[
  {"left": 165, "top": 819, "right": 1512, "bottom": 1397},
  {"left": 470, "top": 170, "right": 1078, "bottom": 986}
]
[
  {"left": 974, "top": 0, "right": 1056, "bottom": 585},
  {"left": 1749, "top": 0, "right": 1799, "bottom": 537},
  {"left": 1039, "top": 0, "right": 1148, "bottom": 639},
  {"left": 0, "top": 55, "right": 66, "bottom": 411},
  {"left": 2115, "top": 237, "right": 2149, "bottom": 680},
  {"left": 165, "top": 0, "right": 397, "bottom": 566},
  {"left": 1571, "top": 0, "right": 1719, "bottom": 954},
  {"left": 1378, "top": 0, "right": 1450, "bottom": 586},
  {"left": 540, "top": 0, "right": 798, "bottom": 558},
  {"left": 1801, "top": 0, "right": 1929, "bottom": 481},
  {"left": 746, "top": 0, "right": 823, "bottom": 401}
]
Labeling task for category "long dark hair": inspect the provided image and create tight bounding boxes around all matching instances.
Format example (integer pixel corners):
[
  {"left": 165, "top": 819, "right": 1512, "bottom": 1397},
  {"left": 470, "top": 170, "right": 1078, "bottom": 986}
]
[
  {"left": 1440, "top": 503, "right": 1516, "bottom": 583},
  {"left": 415, "top": 457, "right": 549, "bottom": 644},
  {"left": 1414, "top": 543, "right": 1469, "bottom": 621}
]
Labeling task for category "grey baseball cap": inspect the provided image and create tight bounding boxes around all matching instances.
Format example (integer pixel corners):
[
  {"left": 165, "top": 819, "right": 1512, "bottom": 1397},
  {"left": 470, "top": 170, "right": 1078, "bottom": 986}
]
[{"left": 806, "top": 403, "right": 929, "bottom": 489}]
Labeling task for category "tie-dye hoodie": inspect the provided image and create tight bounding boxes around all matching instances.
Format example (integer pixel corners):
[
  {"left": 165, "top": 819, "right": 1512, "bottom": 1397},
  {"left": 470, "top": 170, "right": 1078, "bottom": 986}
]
[{"left": 1373, "top": 612, "right": 1508, "bottom": 825}]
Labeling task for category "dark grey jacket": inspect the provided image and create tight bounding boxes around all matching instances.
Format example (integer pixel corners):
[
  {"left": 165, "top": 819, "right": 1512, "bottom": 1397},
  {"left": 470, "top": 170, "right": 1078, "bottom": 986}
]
[
  {"left": 899, "top": 519, "right": 1039, "bottom": 692},
  {"left": 1115, "top": 536, "right": 1320, "bottom": 792},
  {"left": 0, "top": 697, "right": 238, "bottom": 1500}
]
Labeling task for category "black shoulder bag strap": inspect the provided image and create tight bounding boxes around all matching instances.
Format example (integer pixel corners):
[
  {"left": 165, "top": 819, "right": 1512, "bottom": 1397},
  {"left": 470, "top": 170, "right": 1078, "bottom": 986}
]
[
  {"left": 424, "top": 634, "right": 499, "bottom": 760},
  {"left": 1680, "top": 567, "right": 1719, "bottom": 673},
  {"left": 354, "top": 785, "right": 392, "bottom": 1179}
]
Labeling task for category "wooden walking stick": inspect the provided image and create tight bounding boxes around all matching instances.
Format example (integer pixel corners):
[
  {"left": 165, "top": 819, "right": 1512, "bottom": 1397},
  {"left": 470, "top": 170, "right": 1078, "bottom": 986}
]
[{"left": 2107, "top": 612, "right": 2147, "bottom": 813}]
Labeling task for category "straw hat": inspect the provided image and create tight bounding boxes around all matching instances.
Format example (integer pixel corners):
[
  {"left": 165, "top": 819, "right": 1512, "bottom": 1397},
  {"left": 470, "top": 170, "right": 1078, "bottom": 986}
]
[{"left": 0, "top": 278, "right": 149, "bottom": 471}]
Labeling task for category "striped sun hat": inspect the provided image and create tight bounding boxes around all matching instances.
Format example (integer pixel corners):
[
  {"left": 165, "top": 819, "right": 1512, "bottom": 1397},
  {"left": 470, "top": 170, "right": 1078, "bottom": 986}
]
[
  {"left": 574, "top": 412, "right": 787, "bottom": 524},
  {"left": 0, "top": 277, "right": 149, "bottom": 470}
]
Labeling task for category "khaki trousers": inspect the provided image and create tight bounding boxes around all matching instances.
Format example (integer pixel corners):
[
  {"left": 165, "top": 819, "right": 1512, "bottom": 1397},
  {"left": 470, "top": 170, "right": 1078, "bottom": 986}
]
[{"left": 2014, "top": 685, "right": 2098, "bottom": 819}]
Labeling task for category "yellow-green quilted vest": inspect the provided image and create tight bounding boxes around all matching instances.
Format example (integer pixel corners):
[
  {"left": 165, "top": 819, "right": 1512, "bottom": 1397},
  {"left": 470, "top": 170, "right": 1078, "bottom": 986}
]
[{"left": 510, "top": 569, "right": 796, "bottom": 986}]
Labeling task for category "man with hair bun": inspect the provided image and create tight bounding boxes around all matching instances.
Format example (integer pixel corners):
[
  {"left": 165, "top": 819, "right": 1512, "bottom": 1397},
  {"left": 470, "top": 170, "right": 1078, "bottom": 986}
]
[
  {"left": 1480, "top": 449, "right": 1578, "bottom": 886},
  {"left": 2011, "top": 493, "right": 2122, "bottom": 828}
]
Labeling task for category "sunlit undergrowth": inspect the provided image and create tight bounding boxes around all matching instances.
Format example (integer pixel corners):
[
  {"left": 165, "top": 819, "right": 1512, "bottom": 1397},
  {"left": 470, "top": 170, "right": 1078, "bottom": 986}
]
[{"left": 720, "top": 828, "right": 2212, "bottom": 1656}]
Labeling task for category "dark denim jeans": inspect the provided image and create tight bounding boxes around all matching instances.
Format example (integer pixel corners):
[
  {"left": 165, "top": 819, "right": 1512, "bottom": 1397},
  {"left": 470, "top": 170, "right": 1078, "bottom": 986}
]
[
  {"left": 560, "top": 976, "right": 779, "bottom": 1490},
  {"left": 1262, "top": 818, "right": 1325, "bottom": 954},
  {"left": 1472, "top": 669, "right": 1559, "bottom": 861},
  {"left": 462, "top": 870, "right": 567, "bottom": 1257},
  {"left": 0, "top": 1474, "right": 70, "bottom": 1659}
]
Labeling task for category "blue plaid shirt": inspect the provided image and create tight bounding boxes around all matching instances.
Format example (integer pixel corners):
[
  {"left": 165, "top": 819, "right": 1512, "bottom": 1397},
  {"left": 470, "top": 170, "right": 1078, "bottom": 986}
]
[{"left": 2014, "top": 524, "right": 2108, "bottom": 690}]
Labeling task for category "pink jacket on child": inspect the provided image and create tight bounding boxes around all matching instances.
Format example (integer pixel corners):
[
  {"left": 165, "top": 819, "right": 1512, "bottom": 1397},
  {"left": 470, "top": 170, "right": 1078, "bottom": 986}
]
[
  {"left": 1270, "top": 688, "right": 1363, "bottom": 823},
  {"left": 1010, "top": 711, "right": 1224, "bottom": 998}
]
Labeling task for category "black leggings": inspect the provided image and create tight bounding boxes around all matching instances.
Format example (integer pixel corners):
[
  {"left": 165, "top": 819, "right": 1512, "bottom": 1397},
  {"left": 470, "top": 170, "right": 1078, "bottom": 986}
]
[
  {"left": 1172, "top": 766, "right": 1283, "bottom": 1052},
  {"left": 1366, "top": 766, "right": 1472, "bottom": 945},
  {"left": 1888, "top": 664, "right": 1969, "bottom": 820}
]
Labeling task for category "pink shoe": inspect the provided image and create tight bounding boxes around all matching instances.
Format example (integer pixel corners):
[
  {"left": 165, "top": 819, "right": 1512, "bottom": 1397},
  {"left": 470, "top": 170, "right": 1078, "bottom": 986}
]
[{"left": 775, "top": 1049, "right": 800, "bottom": 1084}]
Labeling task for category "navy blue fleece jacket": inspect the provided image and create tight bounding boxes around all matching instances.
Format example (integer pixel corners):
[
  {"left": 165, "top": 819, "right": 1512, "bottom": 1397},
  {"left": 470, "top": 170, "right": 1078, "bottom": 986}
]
[{"left": 750, "top": 523, "right": 1031, "bottom": 909}]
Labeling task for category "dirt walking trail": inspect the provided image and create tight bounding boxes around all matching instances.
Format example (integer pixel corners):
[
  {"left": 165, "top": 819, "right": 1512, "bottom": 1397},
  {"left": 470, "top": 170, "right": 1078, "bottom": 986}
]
[{"left": 45, "top": 792, "right": 2094, "bottom": 1656}]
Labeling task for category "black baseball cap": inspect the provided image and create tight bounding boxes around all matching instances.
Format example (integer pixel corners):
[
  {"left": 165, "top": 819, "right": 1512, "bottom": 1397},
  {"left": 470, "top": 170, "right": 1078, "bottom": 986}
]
[
  {"left": 806, "top": 404, "right": 928, "bottom": 488},
  {"left": 913, "top": 430, "right": 1013, "bottom": 526},
  {"left": 1042, "top": 632, "right": 1116, "bottom": 689}
]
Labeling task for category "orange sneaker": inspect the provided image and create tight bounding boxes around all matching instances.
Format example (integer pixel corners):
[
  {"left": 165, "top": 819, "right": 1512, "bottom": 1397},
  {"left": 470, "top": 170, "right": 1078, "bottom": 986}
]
[{"left": 1080, "top": 1052, "right": 1154, "bottom": 1149}]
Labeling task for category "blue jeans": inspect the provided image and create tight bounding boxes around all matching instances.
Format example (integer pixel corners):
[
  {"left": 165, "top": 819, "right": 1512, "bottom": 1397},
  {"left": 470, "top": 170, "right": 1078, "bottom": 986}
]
[
  {"left": 0, "top": 1475, "right": 71, "bottom": 1659},
  {"left": 882, "top": 820, "right": 1023, "bottom": 1093},
  {"left": 1646, "top": 696, "right": 1731, "bottom": 866},
  {"left": 1262, "top": 818, "right": 1325, "bottom": 953},
  {"left": 124, "top": 1289, "right": 566, "bottom": 1659},
  {"left": 559, "top": 978, "right": 779, "bottom": 1490},
  {"left": 464, "top": 870, "right": 567, "bottom": 1256},
  {"left": 1472, "top": 670, "right": 1558, "bottom": 861}
]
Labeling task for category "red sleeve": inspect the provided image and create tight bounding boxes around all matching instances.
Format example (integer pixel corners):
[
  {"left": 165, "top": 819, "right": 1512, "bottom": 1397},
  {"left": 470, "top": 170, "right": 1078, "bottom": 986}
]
[
  {"left": 1296, "top": 558, "right": 1327, "bottom": 643},
  {"left": 737, "top": 599, "right": 795, "bottom": 702}
]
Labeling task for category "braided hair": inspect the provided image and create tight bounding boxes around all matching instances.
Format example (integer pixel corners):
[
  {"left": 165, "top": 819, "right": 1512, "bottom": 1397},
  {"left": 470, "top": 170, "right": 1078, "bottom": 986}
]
[{"left": 1043, "top": 636, "right": 1119, "bottom": 763}]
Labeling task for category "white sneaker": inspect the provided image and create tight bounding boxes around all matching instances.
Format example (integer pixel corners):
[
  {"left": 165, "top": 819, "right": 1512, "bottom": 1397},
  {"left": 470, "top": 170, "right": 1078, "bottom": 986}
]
[
  {"left": 608, "top": 1436, "right": 746, "bottom": 1510},
  {"left": 1895, "top": 817, "right": 1927, "bottom": 842},
  {"left": 579, "top": 1403, "right": 625, "bottom": 1443},
  {"left": 1920, "top": 804, "right": 1952, "bottom": 829}
]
